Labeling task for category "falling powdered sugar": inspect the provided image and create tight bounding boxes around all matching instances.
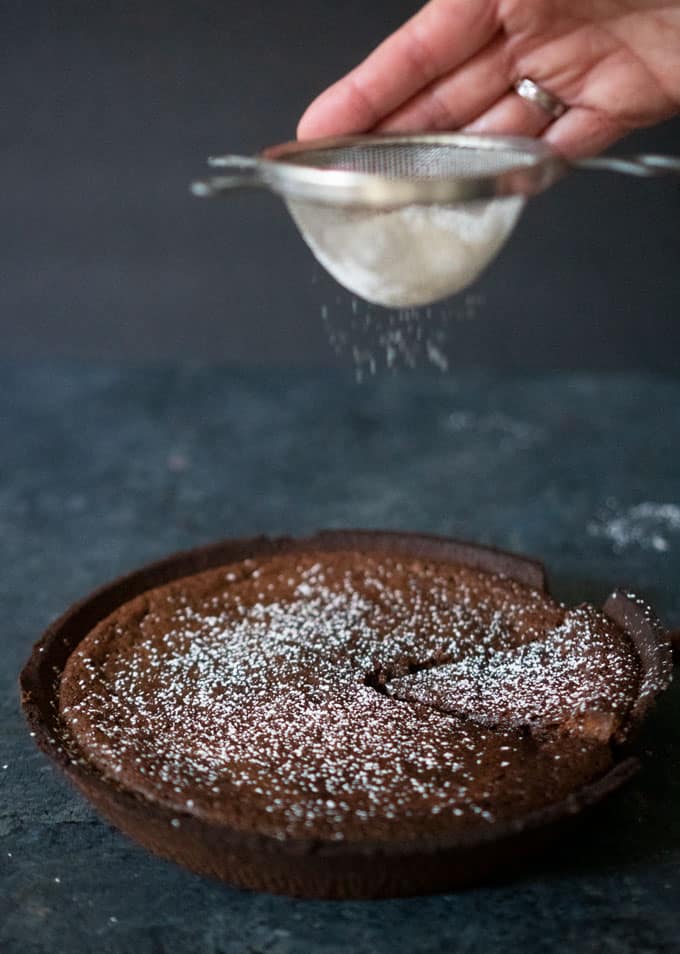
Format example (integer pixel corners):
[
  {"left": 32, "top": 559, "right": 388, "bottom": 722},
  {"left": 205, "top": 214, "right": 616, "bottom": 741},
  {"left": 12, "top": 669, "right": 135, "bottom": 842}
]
[{"left": 321, "top": 294, "right": 484, "bottom": 380}]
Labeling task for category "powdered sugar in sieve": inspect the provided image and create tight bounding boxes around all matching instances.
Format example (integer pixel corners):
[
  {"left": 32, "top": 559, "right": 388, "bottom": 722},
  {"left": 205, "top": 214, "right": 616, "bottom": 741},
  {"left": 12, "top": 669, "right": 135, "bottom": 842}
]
[{"left": 287, "top": 196, "right": 524, "bottom": 308}]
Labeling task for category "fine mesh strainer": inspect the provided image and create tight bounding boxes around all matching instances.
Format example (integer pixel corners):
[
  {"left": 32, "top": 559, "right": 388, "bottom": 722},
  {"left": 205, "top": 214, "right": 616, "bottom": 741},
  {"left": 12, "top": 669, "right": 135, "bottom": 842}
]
[{"left": 192, "top": 134, "right": 680, "bottom": 308}]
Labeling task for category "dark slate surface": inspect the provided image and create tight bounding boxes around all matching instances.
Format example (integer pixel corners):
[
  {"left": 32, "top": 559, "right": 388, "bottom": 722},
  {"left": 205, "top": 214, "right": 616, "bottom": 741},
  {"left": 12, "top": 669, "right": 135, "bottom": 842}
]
[{"left": 2, "top": 363, "right": 679, "bottom": 953}]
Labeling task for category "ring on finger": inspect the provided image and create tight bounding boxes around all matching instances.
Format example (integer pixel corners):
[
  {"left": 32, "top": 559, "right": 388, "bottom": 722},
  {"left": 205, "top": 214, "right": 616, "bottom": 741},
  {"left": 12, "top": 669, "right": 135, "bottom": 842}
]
[{"left": 513, "top": 77, "right": 567, "bottom": 120}]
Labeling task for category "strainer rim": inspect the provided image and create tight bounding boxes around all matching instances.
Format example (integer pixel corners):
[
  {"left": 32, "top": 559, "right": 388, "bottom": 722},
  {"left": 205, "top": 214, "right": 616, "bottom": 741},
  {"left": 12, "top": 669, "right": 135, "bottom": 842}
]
[{"left": 253, "top": 133, "right": 566, "bottom": 206}]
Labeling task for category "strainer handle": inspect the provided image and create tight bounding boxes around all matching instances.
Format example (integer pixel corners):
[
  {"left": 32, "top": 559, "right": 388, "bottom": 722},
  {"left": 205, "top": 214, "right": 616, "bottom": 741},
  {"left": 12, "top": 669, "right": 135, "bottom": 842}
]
[
  {"left": 190, "top": 155, "right": 264, "bottom": 197},
  {"left": 574, "top": 153, "right": 680, "bottom": 177}
]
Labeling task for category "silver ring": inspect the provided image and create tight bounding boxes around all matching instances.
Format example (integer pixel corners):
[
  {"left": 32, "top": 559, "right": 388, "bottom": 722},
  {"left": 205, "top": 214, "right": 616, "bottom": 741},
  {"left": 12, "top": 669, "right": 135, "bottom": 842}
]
[{"left": 514, "top": 77, "right": 567, "bottom": 120}]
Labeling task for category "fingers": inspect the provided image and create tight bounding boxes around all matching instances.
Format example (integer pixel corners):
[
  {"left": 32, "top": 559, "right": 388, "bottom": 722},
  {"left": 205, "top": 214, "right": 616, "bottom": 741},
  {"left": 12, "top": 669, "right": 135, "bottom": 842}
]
[
  {"left": 297, "top": 0, "right": 498, "bottom": 140},
  {"left": 465, "top": 91, "right": 556, "bottom": 138},
  {"left": 376, "top": 34, "right": 510, "bottom": 133},
  {"left": 544, "top": 106, "right": 627, "bottom": 158}
]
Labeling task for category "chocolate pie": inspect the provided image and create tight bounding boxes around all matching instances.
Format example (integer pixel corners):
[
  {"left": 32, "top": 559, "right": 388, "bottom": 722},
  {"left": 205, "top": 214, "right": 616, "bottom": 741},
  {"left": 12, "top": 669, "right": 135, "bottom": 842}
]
[{"left": 21, "top": 531, "right": 672, "bottom": 897}]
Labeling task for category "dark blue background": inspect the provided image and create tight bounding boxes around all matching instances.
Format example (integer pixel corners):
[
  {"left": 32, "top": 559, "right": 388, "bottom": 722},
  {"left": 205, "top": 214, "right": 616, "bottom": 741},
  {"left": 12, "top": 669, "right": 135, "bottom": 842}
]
[{"left": 3, "top": 0, "right": 680, "bottom": 368}]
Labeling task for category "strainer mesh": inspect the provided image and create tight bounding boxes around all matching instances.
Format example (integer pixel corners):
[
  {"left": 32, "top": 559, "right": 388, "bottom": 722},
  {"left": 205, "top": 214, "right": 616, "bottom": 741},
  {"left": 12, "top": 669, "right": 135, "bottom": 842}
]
[{"left": 285, "top": 142, "right": 536, "bottom": 179}]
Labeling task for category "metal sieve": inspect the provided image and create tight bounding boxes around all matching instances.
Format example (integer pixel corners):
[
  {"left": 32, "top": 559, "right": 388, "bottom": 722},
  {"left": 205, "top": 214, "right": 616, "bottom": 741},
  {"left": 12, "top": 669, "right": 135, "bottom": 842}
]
[{"left": 192, "top": 134, "right": 680, "bottom": 308}]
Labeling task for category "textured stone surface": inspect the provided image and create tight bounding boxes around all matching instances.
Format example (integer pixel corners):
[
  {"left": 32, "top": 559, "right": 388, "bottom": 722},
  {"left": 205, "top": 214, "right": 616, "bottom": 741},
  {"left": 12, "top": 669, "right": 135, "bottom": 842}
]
[{"left": 2, "top": 363, "right": 679, "bottom": 952}]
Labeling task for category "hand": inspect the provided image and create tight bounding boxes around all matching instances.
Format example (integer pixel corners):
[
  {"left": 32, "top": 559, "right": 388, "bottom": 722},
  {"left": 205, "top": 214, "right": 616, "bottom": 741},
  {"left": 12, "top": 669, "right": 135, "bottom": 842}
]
[{"left": 298, "top": 0, "right": 680, "bottom": 157}]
